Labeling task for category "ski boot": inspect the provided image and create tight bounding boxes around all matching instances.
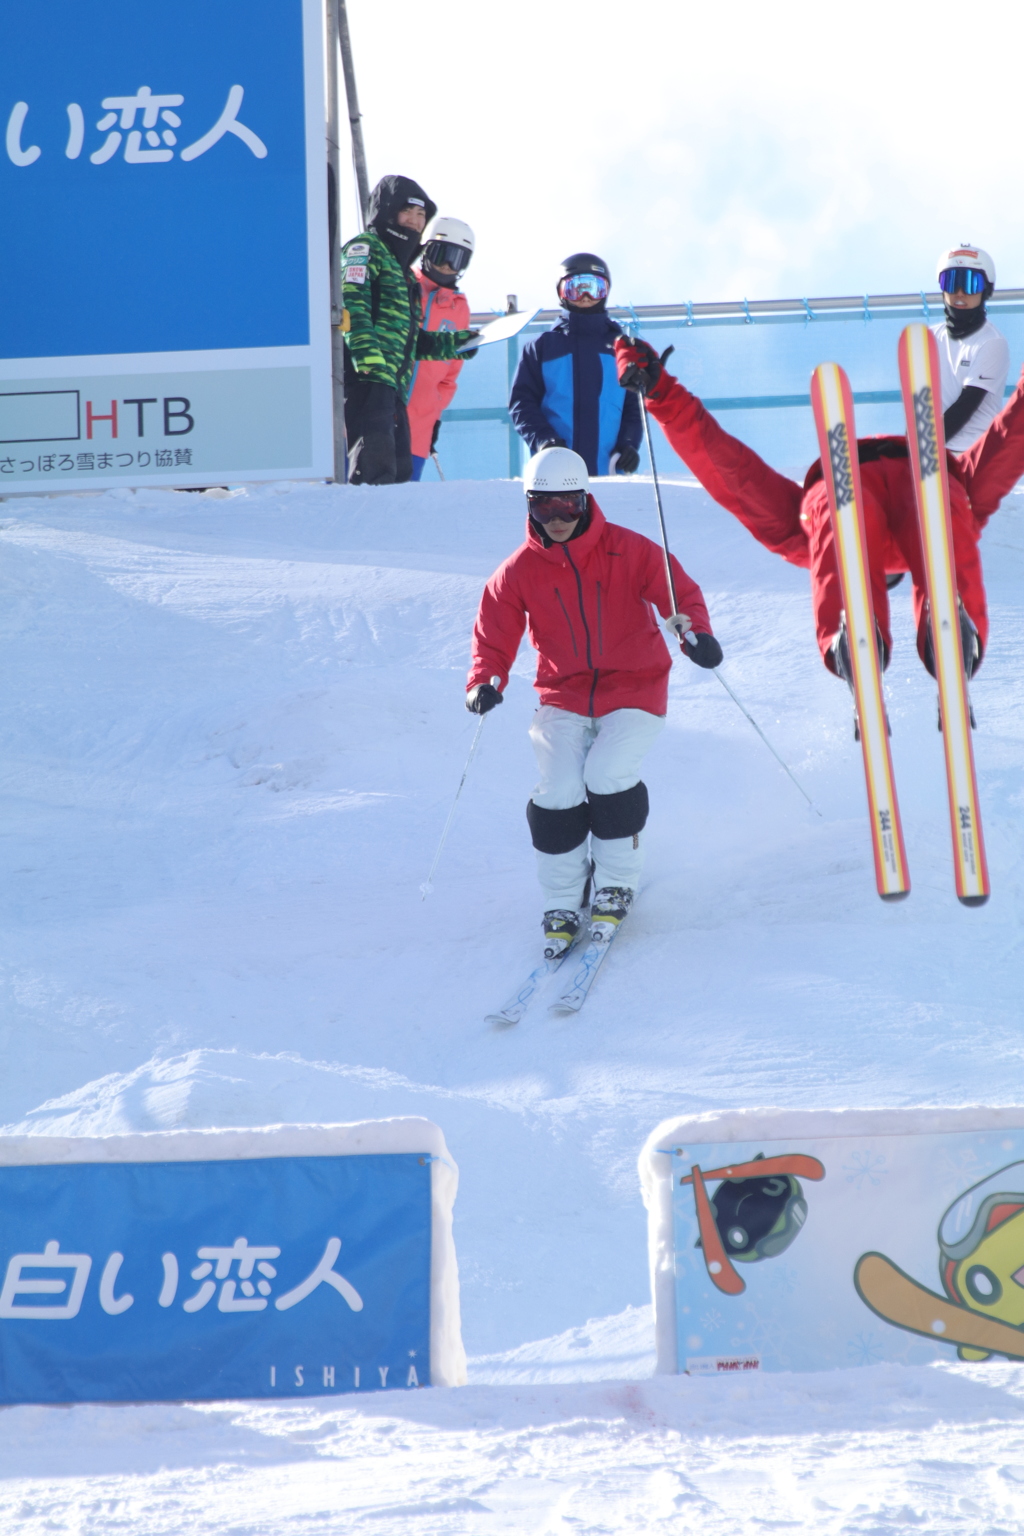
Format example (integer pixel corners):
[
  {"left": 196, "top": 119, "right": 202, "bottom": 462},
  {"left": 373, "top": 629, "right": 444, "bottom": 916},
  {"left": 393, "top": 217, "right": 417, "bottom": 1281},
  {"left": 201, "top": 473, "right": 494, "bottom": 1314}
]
[
  {"left": 543, "top": 909, "right": 582, "bottom": 960},
  {"left": 923, "top": 599, "right": 980, "bottom": 730},
  {"left": 829, "top": 616, "right": 890, "bottom": 741},
  {"left": 589, "top": 887, "right": 633, "bottom": 944}
]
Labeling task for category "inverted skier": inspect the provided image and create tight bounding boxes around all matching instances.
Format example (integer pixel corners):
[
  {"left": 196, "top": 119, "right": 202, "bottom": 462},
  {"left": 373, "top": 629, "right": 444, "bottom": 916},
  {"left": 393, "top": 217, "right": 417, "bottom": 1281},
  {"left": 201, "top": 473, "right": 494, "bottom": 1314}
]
[
  {"left": 465, "top": 445, "right": 721, "bottom": 957},
  {"left": 614, "top": 248, "right": 1024, "bottom": 686}
]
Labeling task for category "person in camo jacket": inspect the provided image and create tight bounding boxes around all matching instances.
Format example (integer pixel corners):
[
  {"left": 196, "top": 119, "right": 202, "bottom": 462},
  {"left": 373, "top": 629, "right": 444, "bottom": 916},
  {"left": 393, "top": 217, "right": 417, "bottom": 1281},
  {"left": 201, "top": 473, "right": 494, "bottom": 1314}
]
[{"left": 340, "top": 175, "right": 477, "bottom": 485}]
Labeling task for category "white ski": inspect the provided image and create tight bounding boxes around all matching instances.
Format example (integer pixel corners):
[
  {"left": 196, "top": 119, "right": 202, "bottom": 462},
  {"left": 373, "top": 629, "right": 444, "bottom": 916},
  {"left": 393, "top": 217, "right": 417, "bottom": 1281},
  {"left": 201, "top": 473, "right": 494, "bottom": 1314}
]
[
  {"left": 550, "top": 926, "right": 622, "bottom": 1014},
  {"left": 485, "top": 928, "right": 586, "bottom": 1027}
]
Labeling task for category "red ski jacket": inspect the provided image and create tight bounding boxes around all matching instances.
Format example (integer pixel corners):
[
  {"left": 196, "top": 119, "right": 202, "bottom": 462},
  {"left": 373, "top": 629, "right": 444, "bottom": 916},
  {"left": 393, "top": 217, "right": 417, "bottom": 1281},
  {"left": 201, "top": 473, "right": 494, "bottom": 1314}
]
[{"left": 468, "top": 499, "right": 713, "bottom": 717}]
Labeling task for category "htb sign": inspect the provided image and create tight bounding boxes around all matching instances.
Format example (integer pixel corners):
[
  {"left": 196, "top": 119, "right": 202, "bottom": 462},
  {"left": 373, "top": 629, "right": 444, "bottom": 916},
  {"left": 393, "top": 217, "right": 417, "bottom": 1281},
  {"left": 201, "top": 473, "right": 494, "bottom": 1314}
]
[
  {"left": 0, "top": 1121, "right": 466, "bottom": 1404},
  {"left": 0, "top": 0, "right": 332, "bottom": 489}
]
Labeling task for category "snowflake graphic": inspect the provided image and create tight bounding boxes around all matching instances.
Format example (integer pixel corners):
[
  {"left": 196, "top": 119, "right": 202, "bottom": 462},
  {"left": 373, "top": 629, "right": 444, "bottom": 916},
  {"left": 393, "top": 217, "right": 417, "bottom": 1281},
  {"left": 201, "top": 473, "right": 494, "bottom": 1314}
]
[
  {"left": 701, "top": 1308, "right": 723, "bottom": 1331},
  {"left": 843, "top": 1149, "right": 888, "bottom": 1189},
  {"left": 847, "top": 1331, "right": 885, "bottom": 1366}
]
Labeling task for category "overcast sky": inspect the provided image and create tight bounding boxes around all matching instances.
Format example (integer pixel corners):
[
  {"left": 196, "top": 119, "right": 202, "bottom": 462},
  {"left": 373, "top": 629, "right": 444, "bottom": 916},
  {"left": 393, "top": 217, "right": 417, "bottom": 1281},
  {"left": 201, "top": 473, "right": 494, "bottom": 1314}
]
[{"left": 339, "top": 0, "right": 1022, "bottom": 316}]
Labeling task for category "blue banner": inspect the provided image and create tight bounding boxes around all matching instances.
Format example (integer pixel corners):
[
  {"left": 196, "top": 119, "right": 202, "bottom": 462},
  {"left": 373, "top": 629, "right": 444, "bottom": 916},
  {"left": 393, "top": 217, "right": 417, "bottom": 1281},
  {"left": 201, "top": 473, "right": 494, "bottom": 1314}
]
[
  {"left": 0, "top": 1154, "right": 431, "bottom": 1403},
  {"left": 1, "top": 0, "right": 309, "bottom": 359}
]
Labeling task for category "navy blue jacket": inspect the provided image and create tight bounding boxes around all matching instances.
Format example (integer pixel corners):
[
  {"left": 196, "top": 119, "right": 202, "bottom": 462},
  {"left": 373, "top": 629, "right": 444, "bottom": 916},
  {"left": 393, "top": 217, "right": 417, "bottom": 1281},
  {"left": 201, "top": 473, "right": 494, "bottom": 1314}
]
[{"left": 509, "top": 309, "right": 642, "bottom": 475}]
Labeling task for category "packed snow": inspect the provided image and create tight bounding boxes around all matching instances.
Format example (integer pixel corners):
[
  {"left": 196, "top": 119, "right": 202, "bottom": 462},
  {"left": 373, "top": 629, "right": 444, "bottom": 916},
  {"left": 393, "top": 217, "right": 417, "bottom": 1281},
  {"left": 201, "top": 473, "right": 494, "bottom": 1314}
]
[{"left": 1, "top": 471, "right": 1023, "bottom": 1533}]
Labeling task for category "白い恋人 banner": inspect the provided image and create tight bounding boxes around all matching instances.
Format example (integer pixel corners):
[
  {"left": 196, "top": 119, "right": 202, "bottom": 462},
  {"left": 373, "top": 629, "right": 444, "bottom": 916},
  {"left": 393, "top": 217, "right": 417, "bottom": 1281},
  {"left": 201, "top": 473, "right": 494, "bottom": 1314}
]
[
  {"left": 0, "top": 1121, "right": 466, "bottom": 1404},
  {"left": 0, "top": 0, "right": 332, "bottom": 490}
]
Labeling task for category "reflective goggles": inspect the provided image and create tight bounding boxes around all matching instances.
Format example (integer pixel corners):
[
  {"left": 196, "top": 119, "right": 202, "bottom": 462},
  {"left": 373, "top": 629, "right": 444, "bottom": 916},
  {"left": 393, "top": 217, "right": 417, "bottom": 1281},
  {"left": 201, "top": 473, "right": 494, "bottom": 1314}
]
[
  {"left": 527, "top": 490, "right": 587, "bottom": 523},
  {"left": 424, "top": 240, "right": 472, "bottom": 273},
  {"left": 939, "top": 266, "right": 987, "bottom": 295},
  {"left": 559, "top": 272, "right": 609, "bottom": 304}
]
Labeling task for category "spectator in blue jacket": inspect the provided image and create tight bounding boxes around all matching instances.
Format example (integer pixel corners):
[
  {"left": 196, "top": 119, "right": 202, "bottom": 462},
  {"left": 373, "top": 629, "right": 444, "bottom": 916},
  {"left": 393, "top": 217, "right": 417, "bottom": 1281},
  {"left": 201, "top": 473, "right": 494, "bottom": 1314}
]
[{"left": 509, "top": 253, "right": 643, "bottom": 477}]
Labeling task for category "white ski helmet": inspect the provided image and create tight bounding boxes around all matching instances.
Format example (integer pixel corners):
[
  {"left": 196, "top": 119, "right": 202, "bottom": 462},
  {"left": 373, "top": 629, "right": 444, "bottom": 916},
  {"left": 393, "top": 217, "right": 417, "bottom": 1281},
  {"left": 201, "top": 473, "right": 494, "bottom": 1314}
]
[
  {"left": 936, "top": 244, "right": 996, "bottom": 287},
  {"left": 523, "top": 446, "right": 589, "bottom": 494},
  {"left": 422, "top": 215, "right": 475, "bottom": 264}
]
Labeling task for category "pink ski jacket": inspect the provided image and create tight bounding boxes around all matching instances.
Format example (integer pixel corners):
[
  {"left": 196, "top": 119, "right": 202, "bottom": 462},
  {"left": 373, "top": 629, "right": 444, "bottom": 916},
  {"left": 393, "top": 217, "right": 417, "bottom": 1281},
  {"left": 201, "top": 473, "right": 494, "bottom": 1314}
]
[
  {"left": 406, "top": 272, "right": 471, "bottom": 457},
  {"left": 468, "top": 499, "right": 713, "bottom": 717}
]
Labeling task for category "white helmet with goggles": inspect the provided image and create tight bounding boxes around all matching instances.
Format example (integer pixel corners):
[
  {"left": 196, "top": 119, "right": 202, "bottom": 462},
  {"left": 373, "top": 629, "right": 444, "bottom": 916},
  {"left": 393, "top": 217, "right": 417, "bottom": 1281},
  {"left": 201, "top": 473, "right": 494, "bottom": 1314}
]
[
  {"left": 937, "top": 244, "right": 996, "bottom": 298},
  {"left": 422, "top": 215, "right": 475, "bottom": 278}
]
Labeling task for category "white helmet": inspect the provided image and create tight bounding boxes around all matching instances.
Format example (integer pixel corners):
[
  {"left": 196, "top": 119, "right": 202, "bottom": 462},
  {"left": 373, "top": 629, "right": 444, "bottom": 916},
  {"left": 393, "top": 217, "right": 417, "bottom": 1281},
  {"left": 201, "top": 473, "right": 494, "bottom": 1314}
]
[
  {"left": 523, "top": 446, "right": 589, "bottom": 494},
  {"left": 936, "top": 244, "right": 996, "bottom": 287},
  {"left": 423, "top": 215, "right": 475, "bottom": 256}
]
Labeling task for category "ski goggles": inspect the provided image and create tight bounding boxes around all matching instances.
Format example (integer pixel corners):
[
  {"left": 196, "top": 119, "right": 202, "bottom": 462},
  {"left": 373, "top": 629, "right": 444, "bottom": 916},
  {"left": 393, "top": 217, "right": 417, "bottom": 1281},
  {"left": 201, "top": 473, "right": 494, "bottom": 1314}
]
[
  {"left": 424, "top": 240, "right": 472, "bottom": 273},
  {"left": 559, "top": 272, "right": 609, "bottom": 304},
  {"left": 939, "top": 266, "right": 987, "bottom": 295},
  {"left": 527, "top": 490, "right": 587, "bottom": 522}
]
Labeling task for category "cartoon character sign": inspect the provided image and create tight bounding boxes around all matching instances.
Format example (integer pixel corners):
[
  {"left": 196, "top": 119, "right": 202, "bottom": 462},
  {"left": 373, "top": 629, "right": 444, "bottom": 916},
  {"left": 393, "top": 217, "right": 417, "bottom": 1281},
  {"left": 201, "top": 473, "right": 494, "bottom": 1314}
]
[
  {"left": 855, "top": 1159, "right": 1024, "bottom": 1362},
  {"left": 682, "top": 1152, "right": 825, "bottom": 1295}
]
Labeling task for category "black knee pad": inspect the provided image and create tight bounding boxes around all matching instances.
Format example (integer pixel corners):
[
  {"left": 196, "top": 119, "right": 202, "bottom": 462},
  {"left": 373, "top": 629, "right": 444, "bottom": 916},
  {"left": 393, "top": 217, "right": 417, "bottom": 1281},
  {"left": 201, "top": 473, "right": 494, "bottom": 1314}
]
[
  {"left": 587, "top": 781, "right": 649, "bottom": 840},
  {"left": 526, "top": 799, "right": 590, "bottom": 854}
]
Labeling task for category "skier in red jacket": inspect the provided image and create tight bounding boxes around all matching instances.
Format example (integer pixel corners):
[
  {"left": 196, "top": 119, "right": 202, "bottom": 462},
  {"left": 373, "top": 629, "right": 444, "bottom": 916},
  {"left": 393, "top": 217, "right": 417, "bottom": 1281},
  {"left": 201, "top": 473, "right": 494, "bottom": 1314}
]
[
  {"left": 467, "top": 445, "right": 720, "bottom": 955},
  {"left": 614, "top": 336, "right": 1024, "bottom": 684}
]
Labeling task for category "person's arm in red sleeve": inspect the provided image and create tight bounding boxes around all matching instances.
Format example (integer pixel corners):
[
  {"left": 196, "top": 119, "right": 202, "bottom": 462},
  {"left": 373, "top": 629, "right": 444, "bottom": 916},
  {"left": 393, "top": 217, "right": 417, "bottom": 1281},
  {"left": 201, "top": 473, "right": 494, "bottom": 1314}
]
[
  {"left": 614, "top": 336, "right": 808, "bottom": 566},
  {"left": 467, "top": 565, "right": 527, "bottom": 695},
  {"left": 957, "top": 361, "right": 1024, "bottom": 528}
]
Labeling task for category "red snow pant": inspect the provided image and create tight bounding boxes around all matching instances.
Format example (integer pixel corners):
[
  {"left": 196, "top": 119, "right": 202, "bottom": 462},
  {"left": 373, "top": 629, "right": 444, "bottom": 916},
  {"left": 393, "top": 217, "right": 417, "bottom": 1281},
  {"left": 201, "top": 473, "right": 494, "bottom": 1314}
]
[
  {"left": 645, "top": 364, "right": 1024, "bottom": 672},
  {"left": 801, "top": 457, "right": 984, "bottom": 670}
]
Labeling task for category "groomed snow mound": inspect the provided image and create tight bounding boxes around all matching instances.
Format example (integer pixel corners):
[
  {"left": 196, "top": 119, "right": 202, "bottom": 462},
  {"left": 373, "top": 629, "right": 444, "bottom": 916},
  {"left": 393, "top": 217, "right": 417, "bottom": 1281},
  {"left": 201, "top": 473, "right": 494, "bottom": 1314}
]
[{"left": 0, "top": 473, "right": 1023, "bottom": 1533}]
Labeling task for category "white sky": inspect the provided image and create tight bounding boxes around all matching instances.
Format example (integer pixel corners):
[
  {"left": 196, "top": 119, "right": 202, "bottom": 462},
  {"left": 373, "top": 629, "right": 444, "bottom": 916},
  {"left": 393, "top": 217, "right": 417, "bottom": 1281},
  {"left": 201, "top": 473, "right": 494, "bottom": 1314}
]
[{"left": 338, "top": 0, "right": 1023, "bottom": 315}]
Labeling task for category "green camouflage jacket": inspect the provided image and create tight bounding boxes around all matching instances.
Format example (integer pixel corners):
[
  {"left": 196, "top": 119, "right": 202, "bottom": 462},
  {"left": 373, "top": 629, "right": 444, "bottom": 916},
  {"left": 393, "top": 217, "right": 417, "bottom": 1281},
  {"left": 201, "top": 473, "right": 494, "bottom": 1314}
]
[{"left": 341, "top": 230, "right": 471, "bottom": 399}]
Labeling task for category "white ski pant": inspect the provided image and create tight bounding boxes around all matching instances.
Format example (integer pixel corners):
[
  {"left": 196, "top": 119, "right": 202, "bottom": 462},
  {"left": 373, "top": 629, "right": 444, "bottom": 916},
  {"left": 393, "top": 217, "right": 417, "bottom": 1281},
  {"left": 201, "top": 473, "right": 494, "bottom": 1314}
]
[{"left": 528, "top": 705, "right": 665, "bottom": 911}]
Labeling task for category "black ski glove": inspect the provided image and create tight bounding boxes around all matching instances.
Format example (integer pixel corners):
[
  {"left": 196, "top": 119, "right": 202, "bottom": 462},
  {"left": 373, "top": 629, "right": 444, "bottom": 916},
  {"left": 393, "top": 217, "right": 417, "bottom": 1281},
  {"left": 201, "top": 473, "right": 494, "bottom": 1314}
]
[
  {"left": 683, "top": 632, "right": 723, "bottom": 669},
  {"left": 430, "top": 419, "right": 441, "bottom": 452},
  {"left": 615, "top": 443, "right": 640, "bottom": 473},
  {"left": 541, "top": 437, "right": 567, "bottom": 450},
  {"left": 459, "top": 329, "right": 481, "bottom": 360},
  {"left": 466, "top": 682, "right": 503, "bottom": 714}
]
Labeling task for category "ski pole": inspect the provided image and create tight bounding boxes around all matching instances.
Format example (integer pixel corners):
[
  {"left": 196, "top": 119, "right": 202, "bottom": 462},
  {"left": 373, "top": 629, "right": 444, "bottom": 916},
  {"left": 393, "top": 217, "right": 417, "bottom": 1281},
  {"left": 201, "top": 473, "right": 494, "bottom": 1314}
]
[
  {"left": 638, "top": 392, "right": 822, "bottom": 818},
  {"left": 421, "top": 676, "right": 501, "bottom": 898},
  {"left": 430, "top": 451, "right": 446, "bottom": 481}
]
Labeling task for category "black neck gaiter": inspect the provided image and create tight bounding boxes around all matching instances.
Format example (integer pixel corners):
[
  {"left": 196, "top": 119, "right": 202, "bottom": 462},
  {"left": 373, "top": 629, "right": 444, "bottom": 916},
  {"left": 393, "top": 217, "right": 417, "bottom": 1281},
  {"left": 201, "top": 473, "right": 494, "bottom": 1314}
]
[{"left": 945, "top": 302, "right": 988, "bottom": 340}]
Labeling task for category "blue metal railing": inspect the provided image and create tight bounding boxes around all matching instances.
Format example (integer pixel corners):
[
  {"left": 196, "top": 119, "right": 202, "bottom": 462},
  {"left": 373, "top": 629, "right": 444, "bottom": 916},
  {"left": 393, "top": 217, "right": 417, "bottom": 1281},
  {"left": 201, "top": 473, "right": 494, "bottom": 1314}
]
[{"left": 434, "top": 288, "right": 1024, "bottom": 480}]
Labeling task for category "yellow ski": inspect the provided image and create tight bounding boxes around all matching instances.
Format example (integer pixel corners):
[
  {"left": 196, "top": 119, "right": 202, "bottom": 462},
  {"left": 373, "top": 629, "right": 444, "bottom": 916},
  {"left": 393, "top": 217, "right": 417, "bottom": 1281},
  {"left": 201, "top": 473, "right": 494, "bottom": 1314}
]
[
  {"left": 899, "top": 324, "right": 989, "bottom": 905},
  {"left": 811, "top": 363, "right": 910, "bottom": 900}
]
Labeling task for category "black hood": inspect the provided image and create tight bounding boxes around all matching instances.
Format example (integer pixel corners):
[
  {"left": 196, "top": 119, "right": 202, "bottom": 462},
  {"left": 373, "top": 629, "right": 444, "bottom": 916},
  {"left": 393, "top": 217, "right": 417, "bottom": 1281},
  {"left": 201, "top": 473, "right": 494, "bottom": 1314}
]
[{"left": 368, "top": 174, "right": 437, "bottom": 269}]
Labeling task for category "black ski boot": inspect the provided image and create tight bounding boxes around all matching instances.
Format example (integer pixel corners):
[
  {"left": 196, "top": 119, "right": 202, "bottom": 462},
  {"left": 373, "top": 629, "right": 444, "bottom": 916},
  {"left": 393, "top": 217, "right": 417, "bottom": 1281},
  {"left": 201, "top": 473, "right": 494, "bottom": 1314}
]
[
  {"left": 922, "top": 600, "right": 980, "bottom": 729},
  {"left": 829, "top": 616, "right": 890, "bottom": 741},
  {"left": 543, "top": 910, "right": 581, "bottom": 960}
]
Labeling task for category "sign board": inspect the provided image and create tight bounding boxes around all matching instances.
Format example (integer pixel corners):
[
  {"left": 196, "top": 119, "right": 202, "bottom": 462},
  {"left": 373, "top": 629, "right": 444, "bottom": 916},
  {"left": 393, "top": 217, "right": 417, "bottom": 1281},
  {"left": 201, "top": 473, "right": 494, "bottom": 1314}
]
[
  {"left": 0, "top": 1120, "right": 465, "bottom": 1404},
  {"left": 456, "top": 309, "right": 540, "bottom": 353},
  {"left": 0, "top": 0, "right": 332, "bottom": 491},
  {"left": 640, "top": 1107, "right": 1024, "bottom": 1376}
]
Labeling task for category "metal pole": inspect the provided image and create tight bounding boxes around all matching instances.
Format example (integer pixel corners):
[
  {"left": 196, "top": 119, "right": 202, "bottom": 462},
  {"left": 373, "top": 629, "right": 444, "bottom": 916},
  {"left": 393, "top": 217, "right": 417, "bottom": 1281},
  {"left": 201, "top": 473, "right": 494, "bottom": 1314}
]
[
  {"left": 421, "top": 678, "right": 502, "bottom": 897},
  {"left": 638, "top": 393, "right": 821, "bottom": 817},
  {"left": 337, "top": 0, "right": 371, "bottom": 227},
  {"left": 325, "top": 0, "right": 347, "bottom": 483}
]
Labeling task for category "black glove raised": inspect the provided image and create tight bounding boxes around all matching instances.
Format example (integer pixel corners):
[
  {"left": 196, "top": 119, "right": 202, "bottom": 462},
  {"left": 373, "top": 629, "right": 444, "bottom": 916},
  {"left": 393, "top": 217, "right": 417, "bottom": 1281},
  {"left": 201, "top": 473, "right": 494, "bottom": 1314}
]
[
  {"left": 466, "top": 682, "right": 503, "bottom": 714},
  {"left": 614, "top": 337, "right": 675, "bottom": 396},
  {"left": 683, "top": 631, "right": 723, "bottom": 669},
  {"left": 615, "top": 443, "right": 640, "bottom": 474},
  {"left": 430, "top": 419, "right": 441, "bottom": 452}
]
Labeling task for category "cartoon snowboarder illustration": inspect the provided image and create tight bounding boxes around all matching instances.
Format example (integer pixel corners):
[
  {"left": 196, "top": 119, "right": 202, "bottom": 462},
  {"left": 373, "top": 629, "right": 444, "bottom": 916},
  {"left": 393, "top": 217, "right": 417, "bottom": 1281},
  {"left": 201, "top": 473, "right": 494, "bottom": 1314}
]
[
  {"left": 683, "top": 1152, "right": 825, "bottom": 1295},
  {"left": 855, "top": 1159, "right": 1024, "bottom": 1361}
]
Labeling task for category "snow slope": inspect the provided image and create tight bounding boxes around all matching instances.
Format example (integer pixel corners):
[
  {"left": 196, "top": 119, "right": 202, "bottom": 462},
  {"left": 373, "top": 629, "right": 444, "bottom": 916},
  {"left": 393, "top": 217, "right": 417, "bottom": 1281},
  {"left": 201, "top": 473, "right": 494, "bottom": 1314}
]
[{"left": 1, "top": 472, "right": 1023, "bottom": 1533}]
